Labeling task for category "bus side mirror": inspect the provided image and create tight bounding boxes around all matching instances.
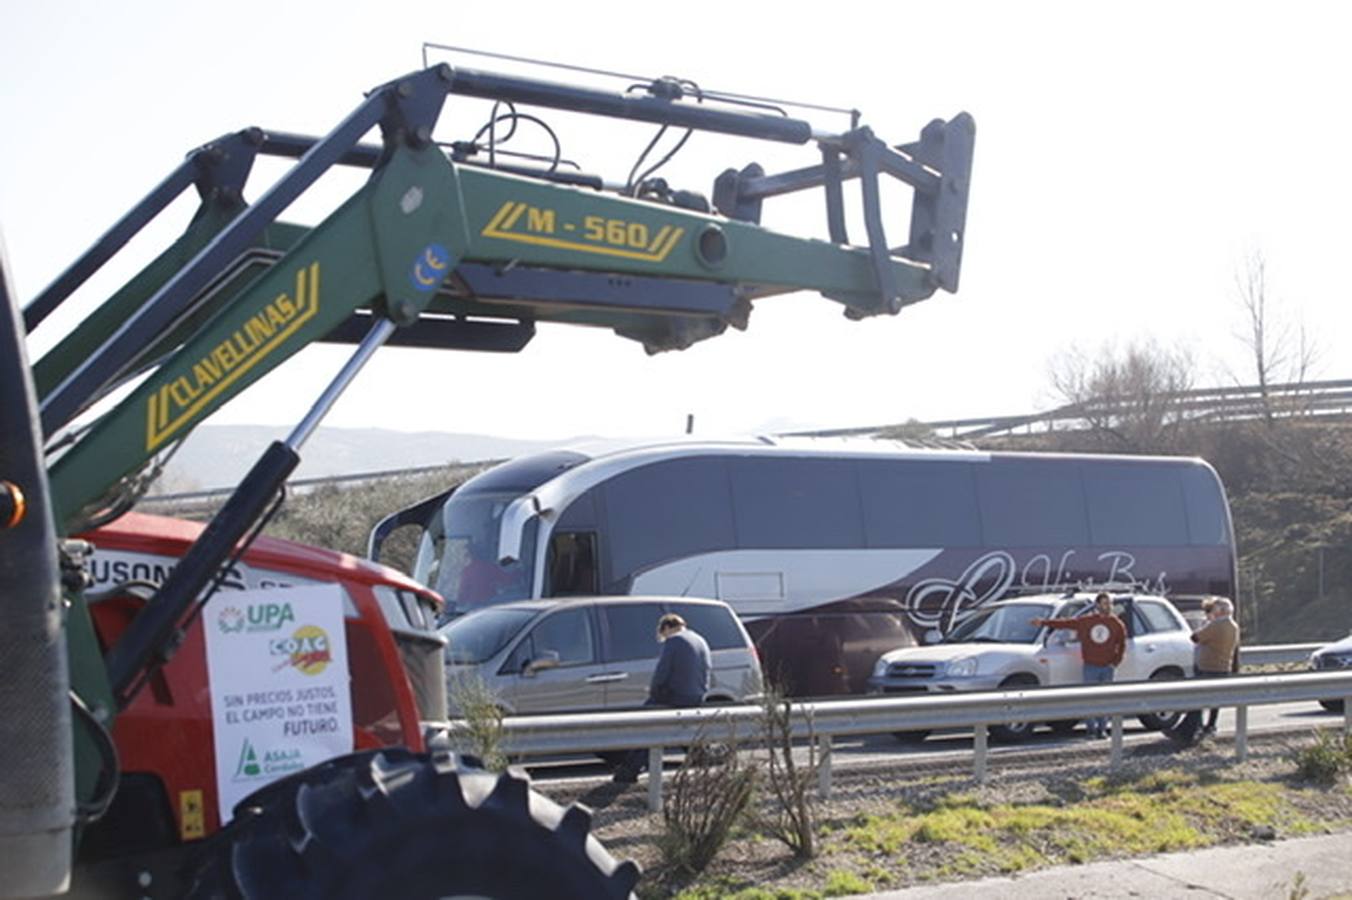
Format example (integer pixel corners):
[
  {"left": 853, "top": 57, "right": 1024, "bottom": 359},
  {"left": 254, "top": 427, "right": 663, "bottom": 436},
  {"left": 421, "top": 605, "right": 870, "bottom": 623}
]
[{"left": 498, "top": 494, "right": 551, "bottom": 564}]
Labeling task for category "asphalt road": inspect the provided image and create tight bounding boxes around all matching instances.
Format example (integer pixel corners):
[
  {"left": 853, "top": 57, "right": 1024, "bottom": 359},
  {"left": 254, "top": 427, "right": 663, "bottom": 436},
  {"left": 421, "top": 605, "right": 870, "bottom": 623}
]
[{"left": 521, "top": 698, "right": 1345, "bottom": 784}]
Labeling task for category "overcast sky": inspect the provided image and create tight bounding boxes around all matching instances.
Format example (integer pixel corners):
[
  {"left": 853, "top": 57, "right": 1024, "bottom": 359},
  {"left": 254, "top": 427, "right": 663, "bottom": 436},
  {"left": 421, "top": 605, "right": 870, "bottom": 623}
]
[{"left": 3, "top": 1, "right": 1348, "bottom": 442}]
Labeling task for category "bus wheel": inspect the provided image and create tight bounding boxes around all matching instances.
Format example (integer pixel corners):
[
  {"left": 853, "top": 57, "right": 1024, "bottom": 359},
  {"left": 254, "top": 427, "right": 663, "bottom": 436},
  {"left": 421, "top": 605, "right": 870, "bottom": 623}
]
[
  {"left": 1138, "top": 669, "right": 1185, "bottom": 731},
  {"left": 186, "top": 748, "right": 639, "bottom": 900}
]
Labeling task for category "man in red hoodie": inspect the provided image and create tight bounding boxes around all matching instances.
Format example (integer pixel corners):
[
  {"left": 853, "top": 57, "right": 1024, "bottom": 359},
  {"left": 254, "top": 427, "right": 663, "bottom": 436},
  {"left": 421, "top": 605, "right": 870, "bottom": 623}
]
[{"left": 1032, "top": 593, "right": 1128, "bottom": 739}]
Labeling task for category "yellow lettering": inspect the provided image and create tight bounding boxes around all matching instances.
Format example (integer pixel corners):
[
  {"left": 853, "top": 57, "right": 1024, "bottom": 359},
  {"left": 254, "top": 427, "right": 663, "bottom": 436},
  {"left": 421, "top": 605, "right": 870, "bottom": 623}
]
[
  {"left": 232, "top": 327, "right": 258, "bottom": 357},
  {"left": 213, "top": 342, "right": 237, "bottom": 371},
  {"left": 168, "top": 376, "right": 198, "bottom": 408},
  {"left": 527, "top": 208, "right": 555, "bottom": 233},
  {"left": 192, "top": 360, "right": 218, "bottom": 388},
  {"left": 244, "top": 314, "right": 275, "bottom": 345},
  {"left": 145, "top": 260, "right": 323, "bottom": 452}
]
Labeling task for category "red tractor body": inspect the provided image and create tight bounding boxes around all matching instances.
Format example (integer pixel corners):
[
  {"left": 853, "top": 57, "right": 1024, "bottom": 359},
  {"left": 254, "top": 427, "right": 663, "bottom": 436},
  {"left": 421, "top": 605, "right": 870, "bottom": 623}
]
[{"left": 77, "top": 513, "right": 445, "bottom": 851}]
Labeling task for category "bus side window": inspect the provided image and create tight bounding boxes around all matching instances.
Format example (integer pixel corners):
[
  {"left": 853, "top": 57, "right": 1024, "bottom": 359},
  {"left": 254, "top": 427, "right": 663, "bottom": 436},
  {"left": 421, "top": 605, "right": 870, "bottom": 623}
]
[{"left": 547, "top": 532, "right": 599, "bottom": 596}]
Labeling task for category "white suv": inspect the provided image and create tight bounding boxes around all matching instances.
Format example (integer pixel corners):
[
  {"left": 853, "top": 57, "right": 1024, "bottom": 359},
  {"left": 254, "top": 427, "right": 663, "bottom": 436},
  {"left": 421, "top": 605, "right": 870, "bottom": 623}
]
[{"left": 866, "top": 592, "right": 1195, "bottom": 741}]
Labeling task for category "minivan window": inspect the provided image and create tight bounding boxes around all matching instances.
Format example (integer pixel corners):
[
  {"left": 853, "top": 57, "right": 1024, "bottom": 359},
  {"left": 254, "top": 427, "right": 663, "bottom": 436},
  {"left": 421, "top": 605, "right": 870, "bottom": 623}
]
[
  {"left": 440, "top": 608, "right": 537, "bottom": 664},
  {"left": 668, "top": 603, "right": 746, "bottom": 651},
  {"left": 524, "top": 607, "right": 596, "bottom": 667},
  {"left": 601, "top": 602, "right": 664, "bottom": 661}
]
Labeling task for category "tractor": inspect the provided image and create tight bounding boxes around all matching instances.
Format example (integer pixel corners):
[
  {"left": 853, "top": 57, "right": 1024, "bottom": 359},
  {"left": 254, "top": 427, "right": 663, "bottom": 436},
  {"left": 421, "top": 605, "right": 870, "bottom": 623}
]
[{"left": 0, "top": 49, "right": 973, "bottom": 898}]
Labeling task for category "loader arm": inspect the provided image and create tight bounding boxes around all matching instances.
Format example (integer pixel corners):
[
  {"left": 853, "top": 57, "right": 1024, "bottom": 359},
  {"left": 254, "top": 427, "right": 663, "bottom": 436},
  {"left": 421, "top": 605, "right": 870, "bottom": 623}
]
[{"left": 21, "top": 61, "right": 973, "bottom": 782}]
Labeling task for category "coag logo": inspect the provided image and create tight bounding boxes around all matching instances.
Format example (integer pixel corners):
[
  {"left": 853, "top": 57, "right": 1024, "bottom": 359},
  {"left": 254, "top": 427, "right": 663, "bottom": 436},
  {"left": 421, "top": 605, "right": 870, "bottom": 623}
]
[
  {"left": 270, "top": 624, "right": 332, "bottom": 675},
  {"left": 217, "top": 605, "right": 245, "bottom": 634}
]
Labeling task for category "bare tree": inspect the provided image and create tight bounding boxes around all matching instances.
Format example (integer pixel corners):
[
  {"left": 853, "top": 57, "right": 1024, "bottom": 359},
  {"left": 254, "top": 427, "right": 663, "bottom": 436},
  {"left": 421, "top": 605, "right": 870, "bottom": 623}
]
[
  {"left": 1047, "top": 338, "right": 1196, "bottom": 453},
  {"left": 1233, "top": 250, "right": 1319, "bottom": 424},
  {"left": 1223, "top": 251, "right": 1350, "bottom": 491}
]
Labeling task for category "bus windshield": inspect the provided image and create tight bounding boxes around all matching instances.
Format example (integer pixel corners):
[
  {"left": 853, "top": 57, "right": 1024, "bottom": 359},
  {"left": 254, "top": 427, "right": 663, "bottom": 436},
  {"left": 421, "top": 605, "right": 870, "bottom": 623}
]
[
  {"left": 415, "top": 491, "right": 538, "bottom": 618},
  {"left": 945, "top": 602, "right": 1056, "bottom": 644}
]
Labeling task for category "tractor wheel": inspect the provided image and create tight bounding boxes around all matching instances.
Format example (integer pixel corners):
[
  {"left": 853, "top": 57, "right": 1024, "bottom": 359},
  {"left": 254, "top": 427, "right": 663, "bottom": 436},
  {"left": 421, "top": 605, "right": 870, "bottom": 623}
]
[{"left": 186, "top": 748, "right": 639, "bottom": 900}]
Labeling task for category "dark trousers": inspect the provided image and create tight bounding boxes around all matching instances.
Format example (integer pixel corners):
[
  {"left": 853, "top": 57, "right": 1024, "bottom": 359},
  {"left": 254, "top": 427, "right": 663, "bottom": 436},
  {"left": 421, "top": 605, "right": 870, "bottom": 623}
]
[
  {"left": 617, "top": 697, "right": 701, "bottom": 775},
  {"left": 1194, "top": 666, "right": 1229, "bottom": 728},
  {"left": 1178, "top": 662, "right": 1233, "bottom": 735}
]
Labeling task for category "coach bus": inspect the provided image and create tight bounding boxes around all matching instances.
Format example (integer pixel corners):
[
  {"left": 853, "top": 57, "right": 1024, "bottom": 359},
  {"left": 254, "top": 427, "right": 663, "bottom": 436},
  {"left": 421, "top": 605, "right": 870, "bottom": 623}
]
[{"left": 374, "top": 438, "right": 1237, "bottom": 696}]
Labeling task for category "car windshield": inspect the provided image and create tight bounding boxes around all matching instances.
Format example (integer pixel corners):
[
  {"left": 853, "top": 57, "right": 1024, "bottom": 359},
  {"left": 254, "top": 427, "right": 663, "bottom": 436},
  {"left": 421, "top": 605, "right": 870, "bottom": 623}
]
[
  {"left": 413, "top": 491, "right": 539, "bottom": 616},
  {"left": 439, "top": 608, "right": 538, "bottom": 664},
  {"left": 945, "top": 603, "right": 1055, "bottom": 644}
]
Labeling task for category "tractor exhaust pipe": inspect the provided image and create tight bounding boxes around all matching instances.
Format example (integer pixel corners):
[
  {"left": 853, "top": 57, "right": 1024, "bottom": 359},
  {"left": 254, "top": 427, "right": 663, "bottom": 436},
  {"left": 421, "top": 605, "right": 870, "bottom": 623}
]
[{"left": 0, "top": 234, "right": 75, "bottom": 897}]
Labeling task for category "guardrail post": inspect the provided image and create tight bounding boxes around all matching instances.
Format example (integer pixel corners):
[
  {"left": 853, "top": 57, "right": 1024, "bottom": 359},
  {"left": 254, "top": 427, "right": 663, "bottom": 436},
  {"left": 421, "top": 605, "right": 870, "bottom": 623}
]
[
  {"left": 1109, "top": 715, "right": 1123, "bottom": 769},
  {"left": 1235, "top": 705, "right": 1248, "bottom": 762},
  {"left": 817, "top": 735, "right": 833, "bottom": 799},
  {"left": 1344, "top": 699, "right": 1352, "bottom": 738},
  {"left": 973, "top": 724, "right": 987, "bottom": 784},
  {"left": 647, "top": 746, "right": 663, "bottom": 813}
]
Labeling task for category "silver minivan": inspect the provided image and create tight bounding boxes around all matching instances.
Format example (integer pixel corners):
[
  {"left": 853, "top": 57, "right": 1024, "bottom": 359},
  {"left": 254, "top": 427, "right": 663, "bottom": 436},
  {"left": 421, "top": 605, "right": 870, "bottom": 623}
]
[{"left": 440, "top": 595, "right": 764, "bottom": 714}]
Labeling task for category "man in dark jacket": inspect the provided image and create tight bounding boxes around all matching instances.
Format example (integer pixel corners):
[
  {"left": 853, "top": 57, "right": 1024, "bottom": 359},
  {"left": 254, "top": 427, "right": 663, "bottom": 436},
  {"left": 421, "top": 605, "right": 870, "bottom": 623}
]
[{"left": 613, "top": 613, "right": 711, "bottom": 783}]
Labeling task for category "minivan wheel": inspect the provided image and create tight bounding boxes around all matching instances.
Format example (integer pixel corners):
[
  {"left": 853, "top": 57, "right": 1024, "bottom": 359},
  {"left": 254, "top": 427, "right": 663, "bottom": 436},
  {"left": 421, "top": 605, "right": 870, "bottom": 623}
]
[
  {"left": 1138, "top": 669, "right": 1185, "bottom": 731},
  {"left": 990, "top": 675, "right": 1039, "bottom": 743}
]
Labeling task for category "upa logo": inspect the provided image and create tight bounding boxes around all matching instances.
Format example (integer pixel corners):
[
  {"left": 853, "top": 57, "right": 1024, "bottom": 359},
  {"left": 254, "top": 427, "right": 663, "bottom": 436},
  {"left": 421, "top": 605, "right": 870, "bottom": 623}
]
[
  {"left": 245, "top": 601, "right": 296, "bottom": 633},
  {"left": 270, "top": 624, "right": 333, "bottom": 675}
]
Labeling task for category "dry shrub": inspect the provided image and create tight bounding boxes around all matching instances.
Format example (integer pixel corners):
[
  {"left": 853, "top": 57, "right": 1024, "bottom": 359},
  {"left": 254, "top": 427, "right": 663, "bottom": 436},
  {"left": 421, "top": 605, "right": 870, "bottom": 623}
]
[
  {"left": 659, "top": 724, "right": 756, "bottom": 879},
  {"left": 757, "top": 683, "right": 821, "bottom": 858},
  {"left": 447, "top": 673, "right": 507, "bottom": 772}
]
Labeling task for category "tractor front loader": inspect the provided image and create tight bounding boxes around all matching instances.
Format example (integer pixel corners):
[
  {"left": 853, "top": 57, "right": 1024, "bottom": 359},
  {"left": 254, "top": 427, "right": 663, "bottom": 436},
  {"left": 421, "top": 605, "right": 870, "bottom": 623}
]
[{"left": 0, "top": 52, "right": 973, "bottom": 899}]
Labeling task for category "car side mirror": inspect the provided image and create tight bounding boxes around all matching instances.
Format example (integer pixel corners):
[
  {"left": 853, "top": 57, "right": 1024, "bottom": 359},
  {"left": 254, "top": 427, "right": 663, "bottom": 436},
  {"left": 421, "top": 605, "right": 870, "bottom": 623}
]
[
  {"left": 524, "top": 650, "right": 560, "bottom": 676},
  {"left": 922, "top": 629, "right": 943, "bottom": 646}
]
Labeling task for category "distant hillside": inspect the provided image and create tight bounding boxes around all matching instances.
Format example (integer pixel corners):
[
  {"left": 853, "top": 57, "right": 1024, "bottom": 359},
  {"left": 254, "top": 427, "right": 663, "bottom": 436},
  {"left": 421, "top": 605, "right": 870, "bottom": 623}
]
[{"left": 153, "top": 425, "right": 576, "bottom": 492}]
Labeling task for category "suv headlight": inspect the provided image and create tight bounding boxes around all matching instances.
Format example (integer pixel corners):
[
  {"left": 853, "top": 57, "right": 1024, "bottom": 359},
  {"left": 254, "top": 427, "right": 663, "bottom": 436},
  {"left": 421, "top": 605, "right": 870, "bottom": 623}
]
[
  {"left": 873, "top": 657, "right": 891, "bottom": 678},
  {"left": 946, "top": 657, "right": 978, "bottom": 678}
]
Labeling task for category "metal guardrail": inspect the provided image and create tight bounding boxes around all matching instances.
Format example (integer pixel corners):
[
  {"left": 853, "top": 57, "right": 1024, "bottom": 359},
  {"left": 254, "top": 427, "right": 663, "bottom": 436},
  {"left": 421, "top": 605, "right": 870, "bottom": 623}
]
[
  {"left": 786, "top": 377, "right": 1352, "bottom": 440},
  {"left": 470, "top": 668, "right": 1352, "bottom": 811},
  {"left": 1239, "top": 642, "right": 1324, "bottom": 666}
]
